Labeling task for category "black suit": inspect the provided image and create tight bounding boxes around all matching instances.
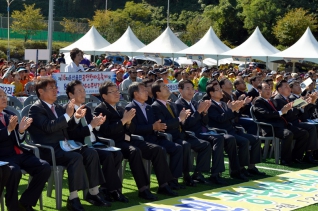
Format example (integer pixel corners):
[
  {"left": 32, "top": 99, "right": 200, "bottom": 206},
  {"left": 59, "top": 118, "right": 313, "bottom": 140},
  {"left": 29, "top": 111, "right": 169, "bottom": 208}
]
[
  {"left": 208, "top": 100, "right": 261, "bottom": 168},
  {"left": 66, "top": 105, "right": 123, "bottom": 191},
  {"left": 274, "top": 94, "right": 314, "bottom": 151},
  {"left": 28, "top": 100, "right": 104, "bottom": 192},
  {"left": 247, "top": 87, "right": 259, "bottom": 100},
  {"left": 152, "top": 100, "right": 211, "bottom": 174},
  {"left": 0, "top": 109, "right": 50, "bottom": 210},
  {"left": 0, "top": 166, "right": 10, "bottom": 196},
  {"left": 125, "top": 100, "right": 183, "bottom": 179},
  {"left": 253, "top": 97, "right": 307, "bottom": 162},
  {"left": 94, "top": 101, "right": 174, "bottom": 189},
  {"left": 175, "top": 98, "right": 225, "bottom": 175}
]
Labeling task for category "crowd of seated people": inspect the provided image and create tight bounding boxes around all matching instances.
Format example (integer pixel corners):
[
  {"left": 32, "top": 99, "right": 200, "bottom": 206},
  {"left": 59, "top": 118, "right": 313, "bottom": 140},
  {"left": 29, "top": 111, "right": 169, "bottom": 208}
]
[{"left": 2, "top": 51, "right": 318, "bottom": 210}]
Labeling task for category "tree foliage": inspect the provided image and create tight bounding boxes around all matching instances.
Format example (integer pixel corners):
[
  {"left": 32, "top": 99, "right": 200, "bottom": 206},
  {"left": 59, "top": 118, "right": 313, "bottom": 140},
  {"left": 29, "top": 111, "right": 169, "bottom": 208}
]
[
  {"left": 273, "top": 8, "right": 318, "bottom": 46},
  {"left": 60, "top": 18, "right": 88, "bottom": 41},
  {"left": 11, "top": 4, "right": 47, "bottom": 42}
]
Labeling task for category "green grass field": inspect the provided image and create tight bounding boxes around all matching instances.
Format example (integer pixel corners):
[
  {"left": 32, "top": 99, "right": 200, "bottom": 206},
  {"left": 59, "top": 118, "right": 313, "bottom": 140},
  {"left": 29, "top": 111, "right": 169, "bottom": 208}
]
[{"left": 6, "top": 157, "right": 317, "bottom": 211}]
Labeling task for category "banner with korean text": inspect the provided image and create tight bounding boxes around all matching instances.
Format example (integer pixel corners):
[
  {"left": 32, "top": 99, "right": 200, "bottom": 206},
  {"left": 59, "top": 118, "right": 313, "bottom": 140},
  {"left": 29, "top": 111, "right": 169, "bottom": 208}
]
[
  {"left": 0, "top": 84, "right": 15, "bottom": 96},
  {"left": 52, "top": 72, "right": 114, "bottom": 95},
  {"left": 167, "top": 83, "right": 178, "bottom": 92}
]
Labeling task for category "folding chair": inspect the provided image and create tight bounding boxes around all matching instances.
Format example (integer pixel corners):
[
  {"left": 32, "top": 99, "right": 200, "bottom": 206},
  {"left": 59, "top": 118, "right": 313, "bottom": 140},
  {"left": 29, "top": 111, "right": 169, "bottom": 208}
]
[
  {"left": 250, "top": 106, "right": 281, "bottom": 164},
  {"left": 55, "top": 95, "right": 69, "bottom": 105},
  {"left": 4, "top": 106, "right": 22, "bottom": 122},
  {"left": 7, "top": 96, "right": 23, "bottom": 111},
  {"left": 23, "top": 95, "right": 38, "bottom": 107},
  {"left": 193, "top": 92, "right": 206, "bottom": 102},
  {"left": 24, "top": 82, "right": 36, "bottom": 96}
]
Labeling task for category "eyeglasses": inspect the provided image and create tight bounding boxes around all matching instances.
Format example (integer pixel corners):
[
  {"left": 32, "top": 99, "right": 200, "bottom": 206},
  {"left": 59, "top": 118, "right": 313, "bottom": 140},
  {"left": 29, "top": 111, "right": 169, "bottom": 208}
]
[{"left": 107, "top": 90, "right": 120, "bottom": 94}]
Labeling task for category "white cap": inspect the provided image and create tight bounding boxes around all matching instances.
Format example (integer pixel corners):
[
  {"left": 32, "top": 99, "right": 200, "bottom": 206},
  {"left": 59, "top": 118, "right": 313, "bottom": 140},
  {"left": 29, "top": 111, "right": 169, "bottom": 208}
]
[{"left": 270, "top": 71, "right": 277, "bottom": 74}]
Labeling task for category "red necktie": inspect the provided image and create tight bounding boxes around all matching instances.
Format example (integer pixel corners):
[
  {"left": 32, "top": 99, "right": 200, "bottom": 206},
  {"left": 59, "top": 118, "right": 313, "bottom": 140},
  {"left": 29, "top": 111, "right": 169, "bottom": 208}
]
[
  {"left": 0, "top": 113, "right": 23, "bottom": 154},
  {"left": 267, "top": 100, "right": 288, "bottom": 125}
]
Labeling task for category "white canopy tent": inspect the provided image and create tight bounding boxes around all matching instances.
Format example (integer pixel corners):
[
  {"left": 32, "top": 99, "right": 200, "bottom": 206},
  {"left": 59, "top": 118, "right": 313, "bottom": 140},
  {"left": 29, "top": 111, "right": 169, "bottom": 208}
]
[
  {"left": 136, "top": 27, "right": 188, "bottom": 58},
  {"left": 176, "top": 26, "right": 230, "bottom": 60},
  {"left": 96, "top": 26, "right": 145, "bottom": 56},
  {"left": 269, "top": 27, "right": 318, "bottom": 65},
  {"left": 60, "top": 26, "right": 110, "bottom": 55},
  {"left": 219, "top": 27, "right": 280, "bottom": 66}
]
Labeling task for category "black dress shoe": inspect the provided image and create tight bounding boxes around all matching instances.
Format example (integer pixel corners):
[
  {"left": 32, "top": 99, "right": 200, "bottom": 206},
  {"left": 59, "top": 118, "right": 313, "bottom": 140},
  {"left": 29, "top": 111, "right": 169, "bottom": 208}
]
[
  {"left": 241, "top": 168, "right": 252, "bottom": 177},
  {"left": 157, "top": 185, "right": 178, "bottom": 196},
  {"left": 138, "top": 189, "right": 158, "bottom": 201},
  {"left": 303, "top": 154, "right": 318, "bottom": 164},
  {"left": 110, "top": 190, "right": 129, "bottom": 203},
  {"left": 293, "top": 158, "right": 305, "bottom": 164},
  {"left": 192, "top": 173, "right": 211, "bottom": 184},
  {"left": 183, "top": 177, "right": 196, "bottom": 187},
  {"left": 99, "top": 187, "right": 114, "bottom": 202},
  {"left": 209, "top": 175, "right": 228, "bottom": 185},
  {"left": 247, "top": 167, "right": 266, "bottom": 176},
  {"left": 67, "top": 198, "right": 85, "bottom": 211},
  {"left": 18, "top": 201, "right": 35, "bottom": 211},
  {"left": 230, "top": 172, "right": 249, "bottom": 181},
  {"left": 280, "top": 160, "right": 292, "bottom": 166},
  {"left": 86, "top": 192, "right": 111, "bottom": 207},
  {"left": 169, "top": 179, "right": 186, "bottom": 190}
]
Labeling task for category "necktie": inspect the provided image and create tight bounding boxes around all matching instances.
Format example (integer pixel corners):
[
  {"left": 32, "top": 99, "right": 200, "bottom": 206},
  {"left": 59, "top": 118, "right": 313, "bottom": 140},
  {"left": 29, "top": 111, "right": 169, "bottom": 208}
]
[
  {"left": 0, "top": 113, "right": 23, "bottom": 154},
  {"left": 51, "top": 105, "right": 58, "bottom": 118},
  {"left": 166, "top": 103, "right": 182, "bottom": 132},
  {"left": 267, "top": 100, "right": 288, "bottom": 125},
  {"left": 80, "top": 117, "right": 93, "bottom": 147}
]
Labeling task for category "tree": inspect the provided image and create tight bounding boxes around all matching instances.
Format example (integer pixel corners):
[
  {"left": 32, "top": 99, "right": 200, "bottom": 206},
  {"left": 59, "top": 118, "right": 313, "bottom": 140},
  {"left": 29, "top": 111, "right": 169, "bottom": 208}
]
[
  {"left": 60, "top": 18, "right": 88, "bottom": 41},
  {"left": 273, "top": 8, "right": 318, "bottom": 46},
  {"left": 237, "top": 0, "right": 282, "bottom": 44},
  {"left": 11, "top": 4, "right": 47, "bottom": 42},
  {"left": 180, "top": 15, "right": 211, "bottom": 45}
]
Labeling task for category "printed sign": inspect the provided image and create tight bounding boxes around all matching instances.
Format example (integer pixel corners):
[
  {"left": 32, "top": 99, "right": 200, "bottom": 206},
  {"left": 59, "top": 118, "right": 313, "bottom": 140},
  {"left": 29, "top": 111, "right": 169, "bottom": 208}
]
[
  {"left": 284, "top": 58, "right": 304, "bottom": 63},
  {"left": 52, "top": 72, "right": 114, "bottom": 95},
  {"left": 167, "top": 83, "right": 178, "bottom": 92},
  {"left": 186, "top": 54, "right": 204, "bottom": 60},
  {"left": 232, "top": 56, "right": 252, "bottom": 62},
  {"left": 144, "top": 53, "right": 161, "bottom": 58},
  {"left": 0, "top": 84, "right": 15, "bottom": 96}
]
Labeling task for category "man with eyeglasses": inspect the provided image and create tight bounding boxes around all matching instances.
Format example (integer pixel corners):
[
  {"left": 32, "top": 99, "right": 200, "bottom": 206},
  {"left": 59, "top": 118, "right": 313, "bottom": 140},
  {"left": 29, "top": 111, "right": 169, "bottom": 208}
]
[{"left": 119, "top": 67, "right": 142, "bottom": 95}]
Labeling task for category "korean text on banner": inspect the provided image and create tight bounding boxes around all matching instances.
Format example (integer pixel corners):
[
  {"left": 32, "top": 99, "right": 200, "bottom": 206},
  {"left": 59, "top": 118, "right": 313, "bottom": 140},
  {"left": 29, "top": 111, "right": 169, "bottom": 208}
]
[
  {"left": 52, "top": 72, "right": 114, "bottom": 95},
  {"left": 0, "top": 84, "right": 15, "bottom": 96},
  {"left": 167, "top": 83, "right": 178, "bottom": 92}
]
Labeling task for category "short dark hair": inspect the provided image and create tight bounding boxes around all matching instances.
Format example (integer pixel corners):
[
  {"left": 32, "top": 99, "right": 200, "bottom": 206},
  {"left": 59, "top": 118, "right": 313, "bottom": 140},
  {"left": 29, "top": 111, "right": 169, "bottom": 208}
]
[
  {"left": 276, "top": 79, "right": 288, "bottom": 91},
  {"left": 219, "top": 78, "right": 228, "bottom": 88},
  {"left": 35, "top": 77, "right": 56, "bottom": 98},
  {"left": 151, "top": 79, "right": 163, "bottom": 99},
  {"left": 206, "top": 78, "right": 219, "bottom": 87},
  {"left": 99, "top": 81, "right": 117, "bottom": 96},
  {"left": 206, "top": 83, "right": 218, "bottom": 98},
  {"left": 173, "top": 70, "right": 182, "bottom": 79},
  {"left": 259, "top": 81, "right": 269, "bottom": 90},
  {"left": 128, "top": 82, "right": 145, "bottom": 100},
  {"left": 142, "top": 78, "right": 153, "bottom": 87},
  {"left": 233, "top": 79, "right": 242, "bottom": 89},
  {"left": 249, "top": 76, "right": 258, "bottom": 84},
  {"left": 37, "top": 66, "right": 45, "bottom": 74},
  {"left": 66, "top": 80, "right": 82, "bottom": 99},
  {"left": 178, "top": 79, "right": 194, "bottom": 89},
  {"left": 289, "top": 80, "right": 299, "bottom": 88},
  {"left": 70, "top": 48, "right": 83, "bottom": 61}
]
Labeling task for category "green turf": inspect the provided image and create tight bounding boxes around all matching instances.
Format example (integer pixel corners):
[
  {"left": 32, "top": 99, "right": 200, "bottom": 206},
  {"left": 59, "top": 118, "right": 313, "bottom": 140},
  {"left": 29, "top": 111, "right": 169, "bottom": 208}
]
[{"left": 4, "top": 157, "right": 318, "bottom": 210}]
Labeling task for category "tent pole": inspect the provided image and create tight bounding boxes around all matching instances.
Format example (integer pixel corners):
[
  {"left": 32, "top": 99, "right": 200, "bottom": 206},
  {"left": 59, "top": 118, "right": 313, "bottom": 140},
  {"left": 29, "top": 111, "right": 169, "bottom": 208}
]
[
  {"left": 172, "top": 53, "right": 174, "bottom": 68},
  {"left": 94, "top": 51, "right": 96, "bottom": 62},
  {"left": 266, "top": 57, "right": 268, "bottom": 70},
  {"left": 292, "top": 62, "right": 296, "bottom": 73},
  {"left": 216, "top": 55, "right": 219, "bottom": 67}
]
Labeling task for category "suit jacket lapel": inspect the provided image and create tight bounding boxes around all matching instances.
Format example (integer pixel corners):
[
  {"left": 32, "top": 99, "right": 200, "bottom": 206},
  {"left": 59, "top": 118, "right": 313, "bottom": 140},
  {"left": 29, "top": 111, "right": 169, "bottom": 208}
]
[
  {"left": 133, "top": 101, "right": 148, "bottom": 123},
  {"left": 211, "top": 100, "right": 224, "bottom": 113},
  {"left": 40, "top": 100, "right": 57, "bottom": 119}
]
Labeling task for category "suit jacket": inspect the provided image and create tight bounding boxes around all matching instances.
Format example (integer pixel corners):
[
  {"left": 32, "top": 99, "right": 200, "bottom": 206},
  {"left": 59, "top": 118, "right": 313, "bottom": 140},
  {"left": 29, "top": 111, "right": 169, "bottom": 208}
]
[
  {"left": 28, "top": 99, "right": 77, "bottom": 148},
  {"left": 289, "top": 93, "right": 316, "bottom": 122},
  {"left": 151, "top": 99, "right": 183, "bottom": 140},
  {"left": 247, "top": 87, "right": 259, "bottom": 99},
  {"left": 273, "top": 94, "right": 299, "bottom": 124},
  {"left": 0, "top": 109, "right": 26, "bottom": 157},
  {"left": 125, "top": 100, "right": 158, "bottom": 141},
  {"left": 253, "top": 97, "right": 286, "bottom": 135},
  {"left": 207, "top": 100, "right": 236, "bottom": 133},
  {"left": 65, "top": 104, "right": 92, "bottom": 144},
  {"left": 94, "top": 101, "right": 132, "bottom": 143},
  {"left": 234, "top": 89, "right": 247, "bottom": 99},
  {"left": 175, "top": 98, "right": 208, "bottom": 135}
]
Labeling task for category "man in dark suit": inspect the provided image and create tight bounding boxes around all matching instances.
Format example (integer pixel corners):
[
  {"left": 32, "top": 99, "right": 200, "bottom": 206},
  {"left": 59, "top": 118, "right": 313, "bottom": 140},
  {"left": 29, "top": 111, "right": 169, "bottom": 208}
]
[
  {"left": 247, "top": 76, "right": 261, "bottom": 100},
  {"left": 151, "top": 80, "right": 212, "bottom": 185},
  {"left": 0, "top": 165, "right": 10, "bottom": 197},
  {"left": 65, "top": 80, "right": 128, "bottom": 203},
  {"left": 125, "top": 82, "right": 184, "bottom": 189},
  {"left": 0, "top": 88, "right": 51, "bottom": 211},
  {"left": 207, "top": 83, "right": 264, "bottom": 179},
  {"left": 142, "top": 78, "right": 155, "bottom": 105},
  {"left": 28, "top": 78, "right": 109, "bottom": 210},
  {"left": 274, "top": 80, "right": 316, "bottom": 163},
  {"left": 253, "top": 81, "right": 308, "bottom": 165},
  {"left": 94, "top": 81, "right": 177, "bottom": 201},
  {"left": 175, "top": 80, "right": 227, "bottom": 185}
]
